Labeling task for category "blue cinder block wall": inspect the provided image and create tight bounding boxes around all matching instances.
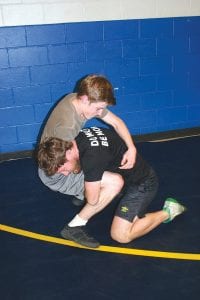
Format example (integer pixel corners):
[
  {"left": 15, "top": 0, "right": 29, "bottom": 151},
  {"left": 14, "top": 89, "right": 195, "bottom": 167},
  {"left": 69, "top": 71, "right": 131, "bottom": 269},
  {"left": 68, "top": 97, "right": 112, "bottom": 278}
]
[{"left": 0, "top": 17, "right": 200, "bottom": 153}]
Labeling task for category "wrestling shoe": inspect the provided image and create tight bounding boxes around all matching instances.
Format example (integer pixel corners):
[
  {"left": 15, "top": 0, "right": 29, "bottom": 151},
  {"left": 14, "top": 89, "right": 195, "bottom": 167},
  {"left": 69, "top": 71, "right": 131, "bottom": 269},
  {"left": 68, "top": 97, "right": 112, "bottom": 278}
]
[
  {"left": 60, "top": 225, "right": 100, "bottom": 248},
  {"left": 163, "top": 197, "right": 186, "bottom": 223}
]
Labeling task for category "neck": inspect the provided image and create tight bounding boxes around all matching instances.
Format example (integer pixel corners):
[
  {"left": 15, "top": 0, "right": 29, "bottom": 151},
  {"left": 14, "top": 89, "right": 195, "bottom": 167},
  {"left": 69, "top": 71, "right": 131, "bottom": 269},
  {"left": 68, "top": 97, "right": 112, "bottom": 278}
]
[
  {"left": 72, "top": 97, "right": 87, "bottom": 120},
  {"left": 72, "top": 97, "right": 83, "bottom": 115}
]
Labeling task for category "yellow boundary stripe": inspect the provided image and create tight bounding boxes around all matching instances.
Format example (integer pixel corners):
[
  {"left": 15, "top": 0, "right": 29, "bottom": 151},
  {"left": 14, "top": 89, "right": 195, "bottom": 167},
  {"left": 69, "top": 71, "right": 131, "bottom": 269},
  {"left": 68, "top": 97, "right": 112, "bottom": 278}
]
[{"left": 1, "top": 224, "right": 200, "bottom": 261}]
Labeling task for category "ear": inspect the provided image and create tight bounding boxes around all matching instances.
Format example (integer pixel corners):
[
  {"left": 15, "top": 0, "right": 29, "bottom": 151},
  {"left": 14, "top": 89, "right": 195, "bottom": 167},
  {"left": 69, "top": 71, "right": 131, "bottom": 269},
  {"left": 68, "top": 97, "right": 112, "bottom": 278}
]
[
  {"left": 79, "top": 95, "right": 89, "bottom": 103},
  {"left": 65, "top": 141, "right": 76, "bottom": 160},
  {"left": 65, "top": 149, "right": 72, "bottom": 161}
]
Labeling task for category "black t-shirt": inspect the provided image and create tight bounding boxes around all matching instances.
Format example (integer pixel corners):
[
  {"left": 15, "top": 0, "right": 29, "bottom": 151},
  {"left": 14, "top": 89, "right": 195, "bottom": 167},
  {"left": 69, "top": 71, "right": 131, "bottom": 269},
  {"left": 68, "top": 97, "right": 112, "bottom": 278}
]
[{"left": 75, "top": 127, "right": 151, "bottom": 184}]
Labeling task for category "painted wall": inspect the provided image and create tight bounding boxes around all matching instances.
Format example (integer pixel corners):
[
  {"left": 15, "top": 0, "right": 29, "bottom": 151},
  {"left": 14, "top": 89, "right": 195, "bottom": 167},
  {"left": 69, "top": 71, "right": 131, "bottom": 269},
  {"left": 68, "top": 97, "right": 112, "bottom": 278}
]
[
  {"left": 0, "top": 0, "right": 200, "bottom": 26},
  {"left": 0, "top": 1, "right": 200, "bottom": 153}
]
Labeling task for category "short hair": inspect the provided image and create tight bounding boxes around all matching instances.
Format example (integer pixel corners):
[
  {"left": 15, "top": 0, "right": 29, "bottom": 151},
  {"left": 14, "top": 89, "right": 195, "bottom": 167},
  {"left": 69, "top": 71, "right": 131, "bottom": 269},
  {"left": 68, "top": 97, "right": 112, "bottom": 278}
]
[
  {"left": 77, "top": 74, "right": 116, "bottom": 105},
  {"left": 37, "top": 137, "right": 73, "bottom": 176}
]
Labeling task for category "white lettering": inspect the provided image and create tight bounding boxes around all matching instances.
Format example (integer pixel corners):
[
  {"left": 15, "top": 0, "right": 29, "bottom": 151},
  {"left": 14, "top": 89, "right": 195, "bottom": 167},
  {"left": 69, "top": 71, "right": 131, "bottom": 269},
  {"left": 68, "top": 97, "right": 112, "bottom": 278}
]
[
  {"left": 100, "top": 136, "right": 107, "bottom": 141},
  {"left": 86, "top": 132, "right": 94, "bottom": 138},
  {"left": 89, "top": 137, "right": 97, "bottom": 141},
  {"left": 91, "top": 140, "right": 99, "bottom": 146},
  {"left": 91, "top": 127, "right": 104, "bottom": 136},
  {"left": 82, "top": 128, "right": 94, "bottom": 138},
  {"left": 101, "top": 141, "right": 109, "bottom": 146}
]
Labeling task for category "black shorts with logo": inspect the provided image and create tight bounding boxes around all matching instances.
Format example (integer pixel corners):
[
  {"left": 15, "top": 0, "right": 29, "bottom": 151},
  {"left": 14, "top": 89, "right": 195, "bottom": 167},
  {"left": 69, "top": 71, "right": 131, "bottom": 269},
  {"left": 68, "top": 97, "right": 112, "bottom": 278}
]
[{"left": 114, "top": 168, "right": 159, "bottom": 222}]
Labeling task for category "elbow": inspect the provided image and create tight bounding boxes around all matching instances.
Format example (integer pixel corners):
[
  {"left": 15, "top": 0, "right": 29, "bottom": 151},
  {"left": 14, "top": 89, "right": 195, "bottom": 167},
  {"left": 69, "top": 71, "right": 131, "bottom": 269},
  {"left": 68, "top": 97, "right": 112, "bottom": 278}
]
[
  {"left": 87, "top": 200, "right": 99, "bottom": 206},
  {"left": 86, "top": 197, "right": 100, "bottom": 206}
]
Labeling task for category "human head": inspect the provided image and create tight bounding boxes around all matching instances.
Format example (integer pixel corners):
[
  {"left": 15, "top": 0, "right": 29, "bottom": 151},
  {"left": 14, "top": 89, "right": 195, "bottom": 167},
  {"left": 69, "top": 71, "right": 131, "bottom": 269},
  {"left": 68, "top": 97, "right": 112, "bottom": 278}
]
[
  {"left": 37, "top": 137, "right": 76, "bottom": 176},
  {"left": 77, "top": 74, "right": 116, "bottom": 105}
]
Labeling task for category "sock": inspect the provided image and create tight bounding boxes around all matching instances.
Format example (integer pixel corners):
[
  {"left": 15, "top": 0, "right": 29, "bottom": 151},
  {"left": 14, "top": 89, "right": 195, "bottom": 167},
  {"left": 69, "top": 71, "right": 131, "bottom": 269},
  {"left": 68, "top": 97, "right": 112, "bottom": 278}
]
[{"left": 68, "top": 214, "right": 88, "bottom": 227}]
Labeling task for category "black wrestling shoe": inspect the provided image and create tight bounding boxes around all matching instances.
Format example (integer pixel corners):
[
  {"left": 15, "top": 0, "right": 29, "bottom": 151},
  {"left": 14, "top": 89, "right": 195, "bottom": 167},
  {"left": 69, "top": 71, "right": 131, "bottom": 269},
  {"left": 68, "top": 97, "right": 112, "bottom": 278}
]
[
  {"left": 71, "top": 196, "right": 85, "bottom": 207},
  {"left": 60, "top": 225, "right": 100, "bottom": 248}
]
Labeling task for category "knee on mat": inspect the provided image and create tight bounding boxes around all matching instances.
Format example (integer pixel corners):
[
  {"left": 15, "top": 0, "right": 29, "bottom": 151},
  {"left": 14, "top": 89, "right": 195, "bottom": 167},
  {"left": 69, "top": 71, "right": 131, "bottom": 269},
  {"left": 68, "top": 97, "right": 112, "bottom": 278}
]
[{"left": 110, "top": 228, "right": 132, "bottom": 244}]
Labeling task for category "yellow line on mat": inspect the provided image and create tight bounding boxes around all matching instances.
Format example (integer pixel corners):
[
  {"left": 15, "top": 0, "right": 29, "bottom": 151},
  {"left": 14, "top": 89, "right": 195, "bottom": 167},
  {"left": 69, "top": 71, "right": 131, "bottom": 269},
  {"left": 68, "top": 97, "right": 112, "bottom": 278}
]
[{"left": 1, "top": 224, "right": 200, "bottom": 261}]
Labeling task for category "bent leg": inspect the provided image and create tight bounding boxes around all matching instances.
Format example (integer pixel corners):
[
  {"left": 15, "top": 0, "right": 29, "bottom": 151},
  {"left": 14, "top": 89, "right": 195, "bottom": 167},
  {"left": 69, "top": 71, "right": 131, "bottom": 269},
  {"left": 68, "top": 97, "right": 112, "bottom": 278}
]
[
  {"left": 79, "top": 171, "right": 124, "bottom": 221},
  {"left": 110, "top": 168, "right": 168, "bottom": 243},
  {"left": 111, "top": 211, "right": 169, "bottom": 244},
  {"left": 61, "top": 171, "right": 123, "bottom": 248}
]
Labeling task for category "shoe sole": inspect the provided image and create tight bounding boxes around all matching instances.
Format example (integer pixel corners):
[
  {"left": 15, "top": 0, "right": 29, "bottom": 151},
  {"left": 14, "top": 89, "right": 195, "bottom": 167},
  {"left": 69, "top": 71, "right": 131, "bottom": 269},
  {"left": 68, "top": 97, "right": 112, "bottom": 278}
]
[{"left": 60, "top": 229, "right": 100, "bottom": 248}]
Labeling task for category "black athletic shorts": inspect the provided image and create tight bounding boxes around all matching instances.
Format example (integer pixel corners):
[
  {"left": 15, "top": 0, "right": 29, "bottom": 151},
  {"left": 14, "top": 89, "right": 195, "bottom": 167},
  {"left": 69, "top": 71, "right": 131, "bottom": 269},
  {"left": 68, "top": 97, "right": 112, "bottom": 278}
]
[{"left": 114, "top": 168, "right": 159, "bottom": 222}]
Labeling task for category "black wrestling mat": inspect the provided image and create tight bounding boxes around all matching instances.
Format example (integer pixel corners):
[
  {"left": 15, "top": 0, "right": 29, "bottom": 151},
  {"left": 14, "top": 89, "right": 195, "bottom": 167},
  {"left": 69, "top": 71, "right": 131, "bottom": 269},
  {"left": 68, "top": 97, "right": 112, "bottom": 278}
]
[{"left": 1, "top": 136, "right": 200, "bottom": 299}]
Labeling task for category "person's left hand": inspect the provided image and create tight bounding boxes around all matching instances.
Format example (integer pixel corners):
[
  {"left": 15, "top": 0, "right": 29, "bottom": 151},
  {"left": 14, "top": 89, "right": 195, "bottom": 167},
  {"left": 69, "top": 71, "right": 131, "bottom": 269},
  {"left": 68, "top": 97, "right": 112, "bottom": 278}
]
[{"left": 119, "top": 148, "right": 137, "bottom": 169}]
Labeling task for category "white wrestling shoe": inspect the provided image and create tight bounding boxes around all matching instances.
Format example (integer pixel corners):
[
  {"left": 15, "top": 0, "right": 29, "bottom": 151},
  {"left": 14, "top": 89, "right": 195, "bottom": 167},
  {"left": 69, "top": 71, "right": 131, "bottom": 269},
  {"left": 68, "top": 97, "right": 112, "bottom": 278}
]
[{"left": 163, "top": 197, "right": 186, "bottom": 223}]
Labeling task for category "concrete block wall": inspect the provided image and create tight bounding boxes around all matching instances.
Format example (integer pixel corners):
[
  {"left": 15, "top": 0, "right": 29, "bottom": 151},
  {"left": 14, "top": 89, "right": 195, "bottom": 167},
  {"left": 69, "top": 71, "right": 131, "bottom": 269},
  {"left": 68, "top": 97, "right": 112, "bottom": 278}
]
[
  {"left": 0, "top": 1, "right": 200, "bottom": 153},
  {"left": 0, "top": 0, "right": 200, "bottom": 26}
]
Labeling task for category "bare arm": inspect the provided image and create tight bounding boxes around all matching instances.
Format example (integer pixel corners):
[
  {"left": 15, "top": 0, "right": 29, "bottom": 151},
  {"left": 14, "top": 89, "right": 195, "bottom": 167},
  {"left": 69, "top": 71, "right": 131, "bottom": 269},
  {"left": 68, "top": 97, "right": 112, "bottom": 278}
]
[{"left": 102, "top": 110, "right": 137, "bottom": 169}]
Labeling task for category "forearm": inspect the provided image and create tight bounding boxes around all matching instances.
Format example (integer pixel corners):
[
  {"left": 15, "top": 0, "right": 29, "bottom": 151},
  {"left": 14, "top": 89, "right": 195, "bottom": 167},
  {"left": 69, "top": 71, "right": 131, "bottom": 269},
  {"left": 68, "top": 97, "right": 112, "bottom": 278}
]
[
  {"left": 114, "top": 118, "right": 136, "bottom": 151},
  {"left": 114, "top": 122, "right": 137, "bottom": 168},
  {"left": 102, "top": 111, "right": 136, "bottom": 150},
  {"left": 102, "top": 111, "right": 137, "bottom": 168},
  {"left": 84, "top": 181, "right": 101, "bottom": 206}
]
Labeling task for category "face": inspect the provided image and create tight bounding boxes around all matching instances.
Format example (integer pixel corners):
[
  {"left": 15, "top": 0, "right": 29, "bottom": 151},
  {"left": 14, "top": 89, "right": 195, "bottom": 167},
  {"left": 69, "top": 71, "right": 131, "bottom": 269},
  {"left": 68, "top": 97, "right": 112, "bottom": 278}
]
[
  {"left": 57, "top": 159, "right": 81, "bottom": 176},
  {"left": 57, "top": 143, "right": 81, "bottom": 176},
  {"left": 82, "top": 99, "right": 108, "bottom": 119}
]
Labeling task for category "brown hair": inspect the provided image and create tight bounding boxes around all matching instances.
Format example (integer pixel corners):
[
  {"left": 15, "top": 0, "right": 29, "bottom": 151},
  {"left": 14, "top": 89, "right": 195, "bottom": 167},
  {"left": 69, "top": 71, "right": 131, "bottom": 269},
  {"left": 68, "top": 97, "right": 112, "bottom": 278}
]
[
  {"left": 77, "top": 74, "right": 116, "bottom": 105},
  {"left": 37, "top": 137, "right": 73, "bottom": 176}
]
